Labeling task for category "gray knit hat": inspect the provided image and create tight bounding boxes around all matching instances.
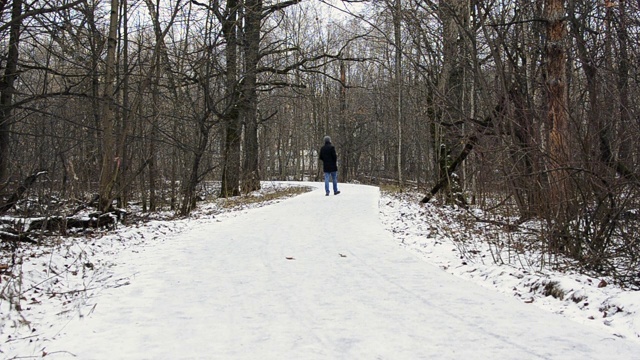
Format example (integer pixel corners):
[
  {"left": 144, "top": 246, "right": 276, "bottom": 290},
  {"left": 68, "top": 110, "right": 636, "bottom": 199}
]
[{"left": 323, "top": 136, "right": 331, "bottom": 144}]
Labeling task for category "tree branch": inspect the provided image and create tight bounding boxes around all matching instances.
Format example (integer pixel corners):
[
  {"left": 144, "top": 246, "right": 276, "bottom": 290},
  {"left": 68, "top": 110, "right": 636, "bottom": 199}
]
[
  {"left": 262, "top": 0, "right": 303, "bottom": 18},
  {"left": 0, "top": 0, "right": 85, "bottom": 34}
]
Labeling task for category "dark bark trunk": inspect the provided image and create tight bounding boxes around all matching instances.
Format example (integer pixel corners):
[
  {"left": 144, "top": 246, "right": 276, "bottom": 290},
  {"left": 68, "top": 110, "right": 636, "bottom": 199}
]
[
  {"left": 220, "top": 0, "right": 241, "bottom": 198},
  {"left": 98, "top": 0, "right": 121, "bottom": 212},
  {"left": 394, "top": 0, "right": 403, "bottom": 188},
  {"left": 617, "top": 0, "right": 630, "bottom": 161},
  {"left": 0, "top": 0, "right": 22, "bottom": 184},
  {"left": 241, "top": 0, "right": 262, "bottom": 193},
  {"left": 545, "top": 0, "right": 579, "bottom": 255},
  {"left": 508, "top": 86, "right": 541, "bottom": 219},
  {"left": 149, "top": 56, "right": 159, "bottom": 211},
  {"left": 116, "top": 0, "right": 130, "bottom": 209},
  {"left": 221, "top": 111, "right": 242, "bottom": 198},
  {"left": 181, "top": 126, "right": 209, "bottom": 215},
  {"left": 338, "top": 61, "right": 348, "bottom": 181},
  {"left": 435, "top": 0, "right": 467, "bottom": 201},
  {"left": 545, "top": 0, "right": 570, "bottom": 205},
  {"left": 181, "top": 153, "right": 202, "bottom": 216}
]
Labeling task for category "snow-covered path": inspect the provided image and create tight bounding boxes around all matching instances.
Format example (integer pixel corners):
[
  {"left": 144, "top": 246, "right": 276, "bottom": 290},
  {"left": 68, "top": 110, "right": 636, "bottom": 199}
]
[{"left": 46, "top": 183, "right": 640, "bottom": 359}]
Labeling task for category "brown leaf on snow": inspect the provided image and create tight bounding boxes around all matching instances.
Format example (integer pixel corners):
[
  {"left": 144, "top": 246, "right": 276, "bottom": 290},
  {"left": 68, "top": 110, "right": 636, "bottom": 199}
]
[
  {"left": 285, "top": 257, "right": 295, "bottom": 260},
  {"left": 598, "top": 279, "right": 608, "bottom": 288}
]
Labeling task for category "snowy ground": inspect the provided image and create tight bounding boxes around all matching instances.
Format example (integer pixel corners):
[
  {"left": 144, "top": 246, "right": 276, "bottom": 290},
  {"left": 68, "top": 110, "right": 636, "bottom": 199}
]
[
  {"left": 380, "top": 190, "right": 640, "bottom": 344},
  {"left": 1, "top": 182, "right": 639, "bottom": 359}
]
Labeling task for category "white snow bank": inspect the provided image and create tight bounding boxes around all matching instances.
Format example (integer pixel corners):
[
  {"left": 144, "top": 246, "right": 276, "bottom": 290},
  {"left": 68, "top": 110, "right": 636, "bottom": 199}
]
[{"left": 379, "top": 190, "right": 640, "bottom": 343}]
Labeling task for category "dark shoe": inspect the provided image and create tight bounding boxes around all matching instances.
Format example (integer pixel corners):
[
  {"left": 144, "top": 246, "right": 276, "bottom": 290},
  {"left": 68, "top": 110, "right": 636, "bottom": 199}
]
[
  {"left": 335, "top": 191, "right": 341, "bottom": 195},
  {"left": 326, "top": 193, "right": 330, "bottom": 196}
]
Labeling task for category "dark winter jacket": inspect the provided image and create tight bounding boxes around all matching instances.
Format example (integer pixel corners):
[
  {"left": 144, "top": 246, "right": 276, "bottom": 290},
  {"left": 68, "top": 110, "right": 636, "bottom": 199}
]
[{"left": 319, "top": 141, "right": 338, "bottom": 173}]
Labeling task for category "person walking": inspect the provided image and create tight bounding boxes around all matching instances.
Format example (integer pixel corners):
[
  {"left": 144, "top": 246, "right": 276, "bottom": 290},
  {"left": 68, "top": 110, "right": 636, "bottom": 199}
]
[{"left": 319, "top": 136, "right": 340, "bottom": 196}]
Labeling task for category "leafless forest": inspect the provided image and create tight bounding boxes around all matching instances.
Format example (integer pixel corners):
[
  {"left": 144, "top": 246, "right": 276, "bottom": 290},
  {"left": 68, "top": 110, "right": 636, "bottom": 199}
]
[{"left": 1, "top": 0, "right": 640, "bottom": 285}]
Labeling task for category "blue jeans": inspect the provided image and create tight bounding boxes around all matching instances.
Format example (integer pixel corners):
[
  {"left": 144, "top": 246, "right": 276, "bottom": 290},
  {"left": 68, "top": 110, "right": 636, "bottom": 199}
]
[{"left": 324, "top": 171, "right": 339, "bottom": 194}]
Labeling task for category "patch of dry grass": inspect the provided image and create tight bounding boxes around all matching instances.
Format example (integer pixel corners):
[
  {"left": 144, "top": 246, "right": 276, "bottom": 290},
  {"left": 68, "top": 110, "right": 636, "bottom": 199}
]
[{"left": 220, "top": 185, "right": 312, "bottom": 210}]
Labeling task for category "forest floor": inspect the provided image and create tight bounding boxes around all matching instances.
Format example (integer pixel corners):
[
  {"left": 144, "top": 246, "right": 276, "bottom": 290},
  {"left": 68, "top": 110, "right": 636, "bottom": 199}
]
[{"left": 1, "top": 181, "right": 639, "bottom": 358}]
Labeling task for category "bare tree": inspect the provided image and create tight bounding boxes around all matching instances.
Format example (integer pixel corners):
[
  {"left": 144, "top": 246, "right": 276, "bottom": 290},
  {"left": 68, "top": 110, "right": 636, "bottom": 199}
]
[
  {"left": 544, "top": 0, "right": 575, "bottom": 250},
  {"left": 0, "top": 0, "right": 22, "bottom": 185},
  {"left": 240, "top": 0, "right": 263, "bottom": 193},
  {"left": 393, "top": 0, "right": 403, "bottom": 188},
  {"left": 97, "top": 0, "right": 121, "bottom": 212},
  {"left": 218, "top": 0, "right": 242, "bottom": 198}
]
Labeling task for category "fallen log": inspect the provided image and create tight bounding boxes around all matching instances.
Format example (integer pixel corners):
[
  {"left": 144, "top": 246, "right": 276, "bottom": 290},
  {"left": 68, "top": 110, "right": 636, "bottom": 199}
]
[
  {"left": 0, "top": 230, "right": 36, "bottom": 244},
  {"left": 27, "top": 211, "right": 124, "bottom": 234}
]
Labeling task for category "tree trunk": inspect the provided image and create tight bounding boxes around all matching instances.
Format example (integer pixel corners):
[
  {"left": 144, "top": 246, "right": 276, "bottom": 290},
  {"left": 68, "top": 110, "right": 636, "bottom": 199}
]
[
  {"left": 98, "top": 0, "right": 121, "bottom": 212},
  {"left": 220, "top": 0, "right": 241, "bottom": 198},
  {"left": 545, "top": 0, "right": 574, "bottom": 251},
  {"left": 0, "top": 0, "right": 22, "bottom": 184},
  {"left": 149, "top": 29, "right": 160, "bottom": 212},
  {"left": 394, "top": 0, "right": 403, "bottom": 189},
  {"left": 617, "top": 0, "right": 630, "bottom": 161},
  {"left": 241, "top": 0, "right": 262, "bottom": 193},
  {"left": 143, "top": 0, "right": 183, "bottom": 210},
  {"left": 545, "top": 0, "right": 569, "bottom": 198},
  {"left": 116, "top": 0, "right": 130, "bottom": 209},
  {"left": 435, "top": 0, "right": 467, "bottom": 203},
  {"left": 339, "top": 61, "right": 348, "bottom": 181},
  {"left": 508, "top": 86, "right": 541, "bottom": 219},
  {"left": 181, "top": 127, "right": 208, "bottom": 215}
]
